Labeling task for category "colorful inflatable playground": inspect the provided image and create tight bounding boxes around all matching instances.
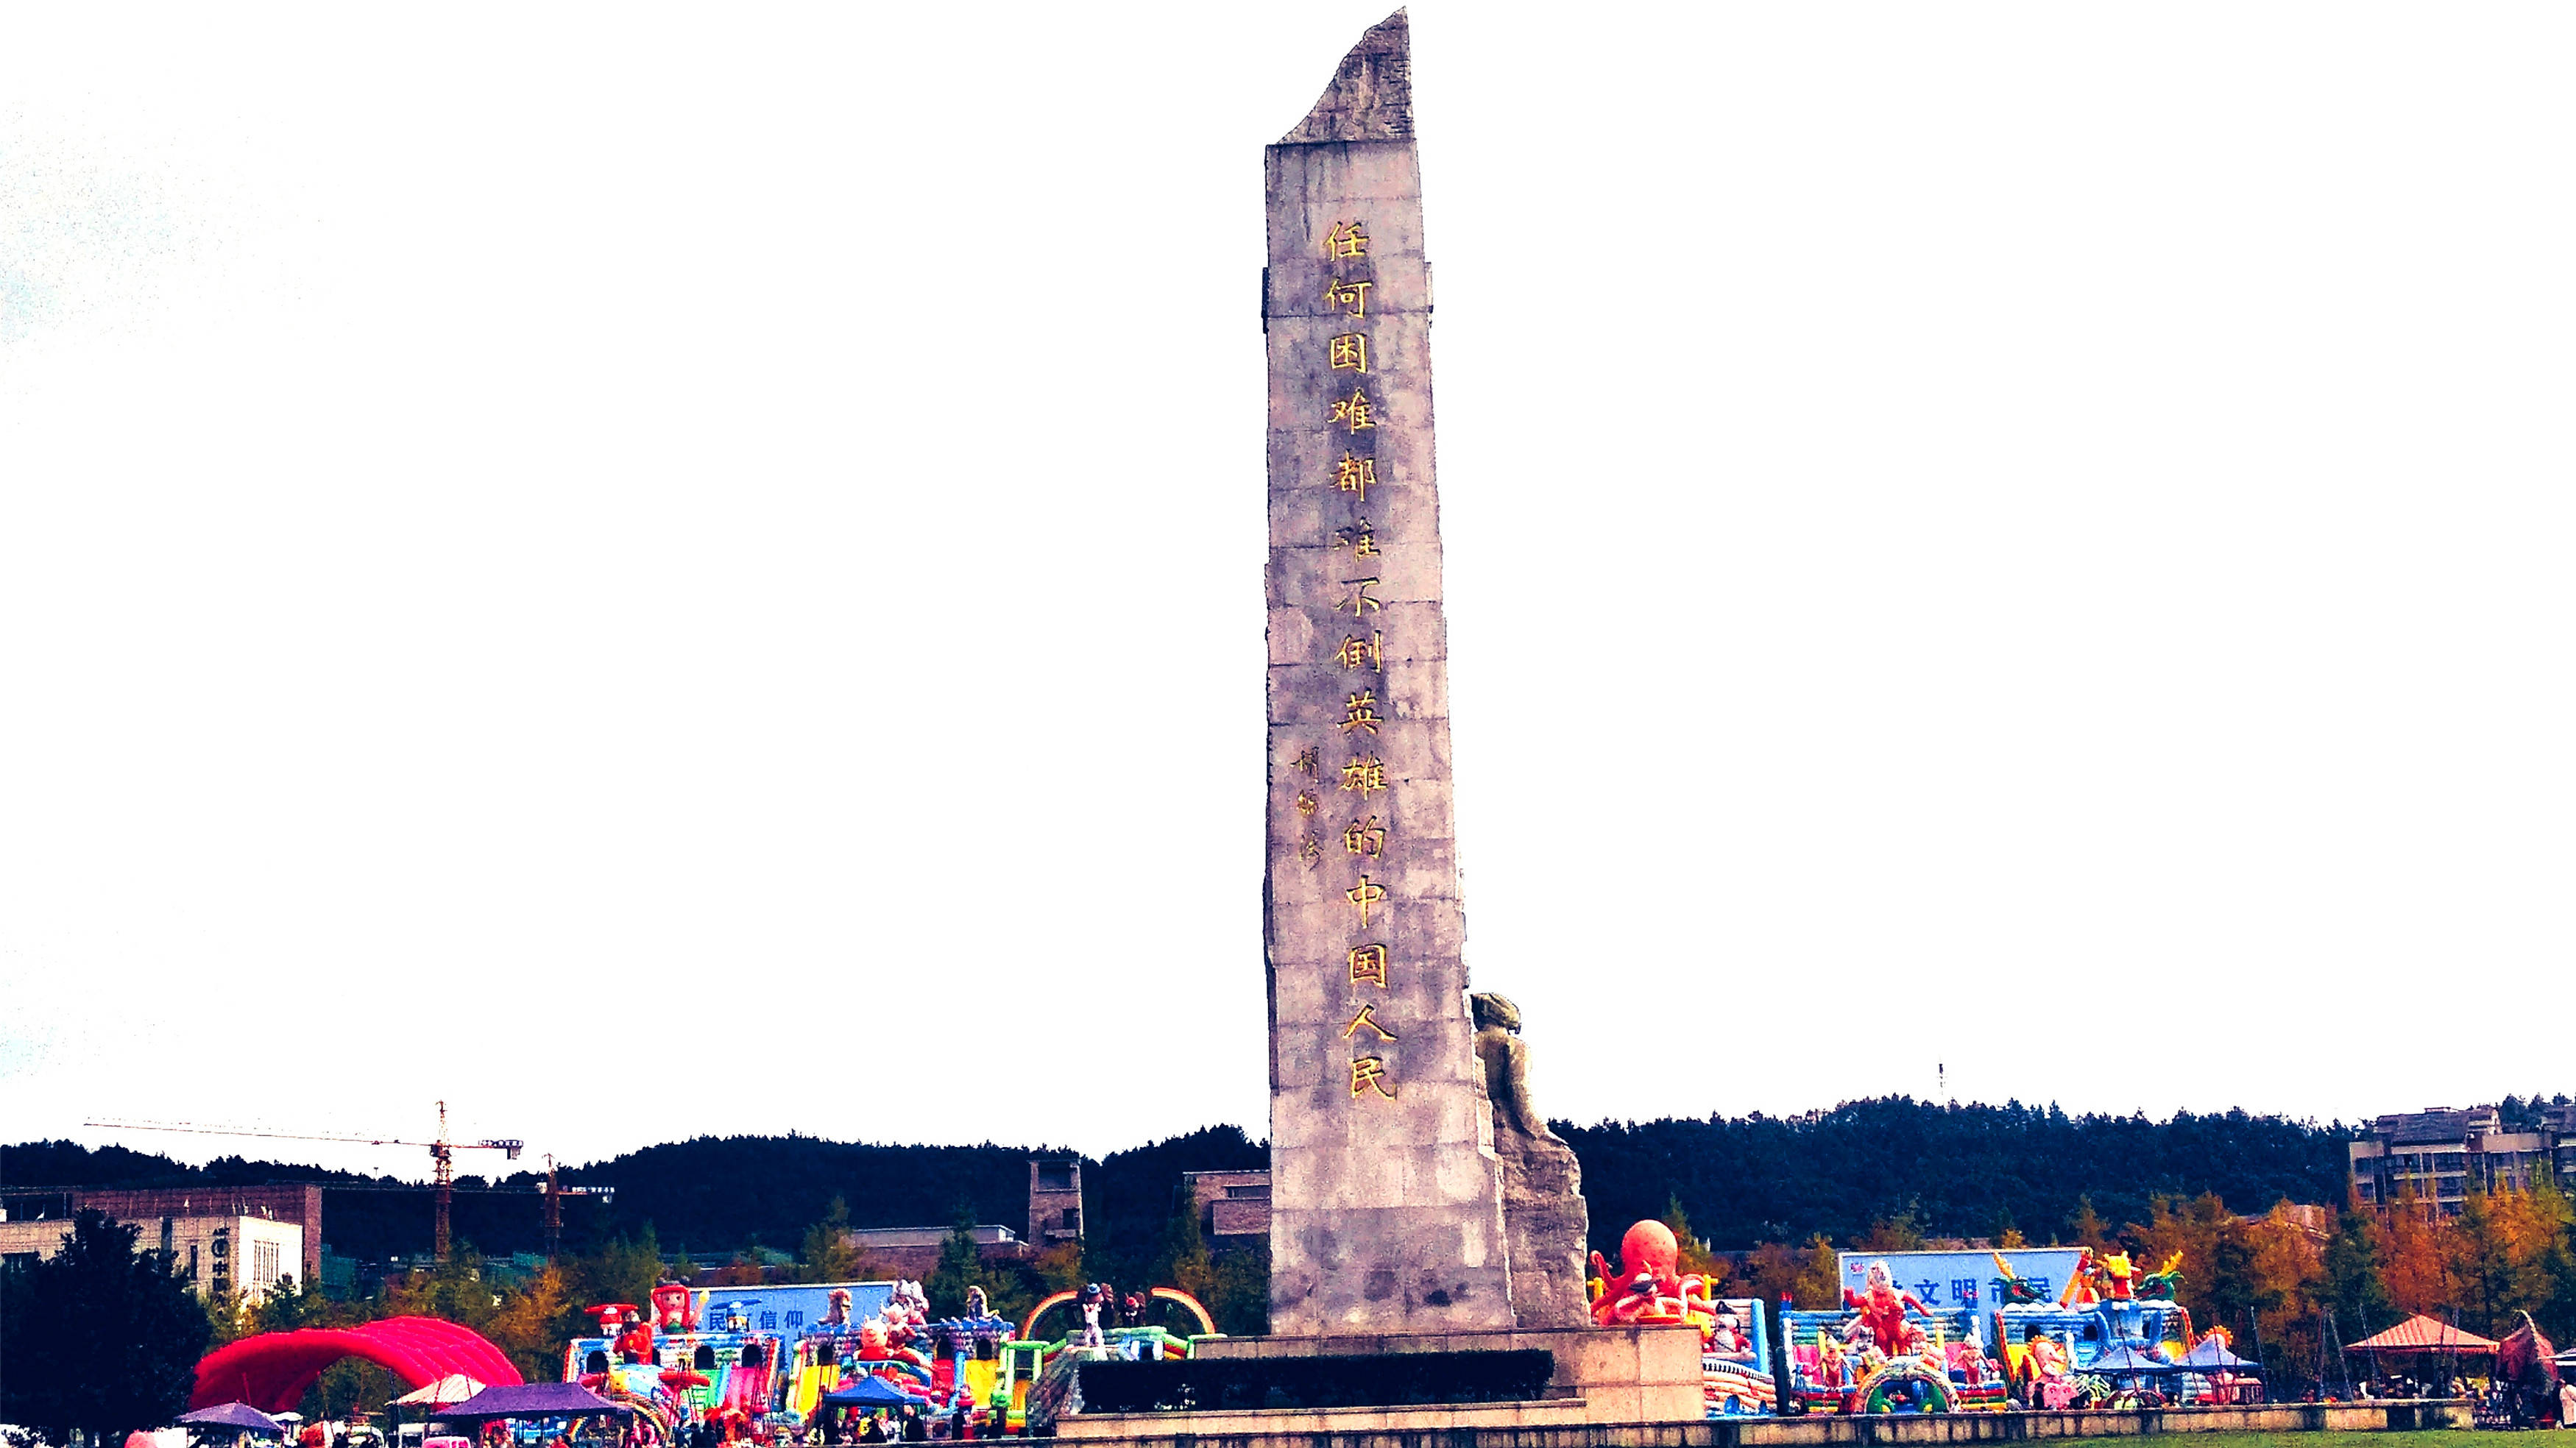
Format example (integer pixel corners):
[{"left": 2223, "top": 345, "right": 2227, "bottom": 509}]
[
  {"left": 1585, "top": 1222, "right": 2256, "bottom": 1419},
  {"left": 558, "top": 1279, "right": 1219, "bottom": 1441},
  {"left": 184, "top": 1231, "right": 2269, "bottom": 1437}
]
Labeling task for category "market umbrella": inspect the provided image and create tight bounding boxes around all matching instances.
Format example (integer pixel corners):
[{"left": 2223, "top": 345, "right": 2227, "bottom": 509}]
[
  {"left": 820, "top": 1377, "right": 925, "bottom": 1408},
  {"left": 442, "top": 1383, "right": 626, "bottom": 1419},
  {"left": 392, "top": 1376, "right": 487, "bottom": 1408},
  {"left": 177, "top": 1405, "right": 285, "bottom": 1434}
]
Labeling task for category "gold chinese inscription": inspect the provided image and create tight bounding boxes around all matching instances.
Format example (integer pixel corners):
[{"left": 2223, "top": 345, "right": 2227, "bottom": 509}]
[
  {"left": 1323, "top": 276, "right": 1373, "bottom": 319},
  {"left": 1342, "top": 815, "right": 1386, "bottom": 857},
  {"left": 1331, "top": 386, "right": 1375, "bottom": 433},
  {"left": 1338, "top": 577, "right": 1381, "bottom": 617},
  {"left": 1334, "top": 519, "right": 1378, "bottom": 558},
  {"left": 1345, "top": 874, "right": 1388, "bottom": 928},
  {"left": 1290, "top": 746, "right": 1319, "bottom": 778},
  {"left": 1326, "top": 221, "right": 1370, "bottom": 260},
  {"left": 1340, "top": 753, "right": 1387, "bottom": 797},
  {"left": 1334, "top": 452, "right": 1376, "bottom": 501},
  {"left": 1340, "top": 689, "right": 1381, "bottom": 734},
  {"left": 1348, "top": 943, "right": 1388, "bottom": 987},
  {"left": 1342, "top": 1003, "right": 1397, "bottom": 1042},
  {"left": 1351, "top": 1055, "right": 1395, "bottom": 1099},
  {"left": 1297, "top": 834, "right": 1323, "bottom": 867},
  {"left": 1333, "top": 631, "right": 1382, "bottom": 670},
  {"left": 1293, "top": 790, "right": 1318, "bottom": 817},
  {"left": 1328, "top": 333, "right": 1369, "bottom": 373}
]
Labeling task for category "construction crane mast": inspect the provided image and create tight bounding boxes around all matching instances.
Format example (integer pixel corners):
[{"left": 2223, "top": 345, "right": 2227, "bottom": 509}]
[{"left": 87, "top": 1101, "right": 527, "bottom": 1260}]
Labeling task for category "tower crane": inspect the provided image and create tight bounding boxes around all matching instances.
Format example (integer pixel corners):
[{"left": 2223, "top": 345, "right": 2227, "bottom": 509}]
[{"left": 87, "top": 1101, "right": 532, "bottom": 1260}]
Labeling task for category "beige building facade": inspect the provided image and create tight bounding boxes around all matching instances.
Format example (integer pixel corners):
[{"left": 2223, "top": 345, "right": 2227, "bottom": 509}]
[{"left": 0, "top": 1212, "right": 303, "bottom": 1301}]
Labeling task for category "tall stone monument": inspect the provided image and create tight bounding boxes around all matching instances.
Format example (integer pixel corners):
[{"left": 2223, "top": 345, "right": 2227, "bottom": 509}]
[{"left": 1262, "top": 9, "right": 1586, "bottom": 1335}]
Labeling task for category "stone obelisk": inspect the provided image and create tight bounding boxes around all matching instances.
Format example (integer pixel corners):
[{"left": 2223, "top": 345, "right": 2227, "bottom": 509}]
[{"left": 1263, "top": 9, "right": 1518, "bottom": 1335}]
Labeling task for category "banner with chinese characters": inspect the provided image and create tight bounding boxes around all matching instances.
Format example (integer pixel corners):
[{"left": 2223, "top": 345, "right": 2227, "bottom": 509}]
[{"left": 1834, "top": 1248, "right": 2089, "bottom": 1313}]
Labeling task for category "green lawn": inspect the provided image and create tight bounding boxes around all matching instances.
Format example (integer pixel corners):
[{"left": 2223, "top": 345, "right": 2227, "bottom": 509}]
[{"left": 2149, "top": 1435, "right": 2488, "bottom": 1448}]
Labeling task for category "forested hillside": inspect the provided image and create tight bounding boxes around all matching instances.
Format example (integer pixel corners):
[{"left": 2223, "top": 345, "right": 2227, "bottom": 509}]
[
  {"left": 1565, "top": 1099, "right": 2359, "bottom": 1248},
  {"left": 1, "top": 1127, "right": 1272, "bottom": 1266},
  {"left": 7, "top": 1099, "right": 2367, "bottom": 1263}
]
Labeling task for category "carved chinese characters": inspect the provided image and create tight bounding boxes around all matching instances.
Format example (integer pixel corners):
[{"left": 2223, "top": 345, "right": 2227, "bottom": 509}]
[{"left": 1264, "top": 23, "right": 1519, "bottom": 1332}]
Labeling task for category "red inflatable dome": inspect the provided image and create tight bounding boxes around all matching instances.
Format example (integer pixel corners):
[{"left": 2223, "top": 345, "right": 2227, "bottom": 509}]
[{"left": 192, "top": 1317, "right": 524, "bottom": 1412}]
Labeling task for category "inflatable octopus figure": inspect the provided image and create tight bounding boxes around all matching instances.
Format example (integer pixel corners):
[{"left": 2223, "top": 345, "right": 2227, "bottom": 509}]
[{"left": 1587, "top": 1220, "right": 1723, "bottom": 1338}]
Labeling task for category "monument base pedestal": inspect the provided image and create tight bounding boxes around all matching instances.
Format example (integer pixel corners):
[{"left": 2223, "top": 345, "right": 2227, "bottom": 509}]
[{"left": 1048, "top": 1324, "right": 1704, "bottom": 1441}]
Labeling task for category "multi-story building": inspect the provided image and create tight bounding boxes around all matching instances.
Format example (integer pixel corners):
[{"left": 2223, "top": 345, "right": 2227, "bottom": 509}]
[
  {"left": 0, "top": 1210, "right": 302, "bottom": 1302},
  {"left": 0, "top": 1184, "right": 324, "bottom": 1286},
  {"left": 1179, "top": 1169, "right": 1271, "bottom": 1246},
  {"left": 2349, "top": 1102, "right": 2576, "bottom": 1215},
  {"left": 835, "top": 1223, "right": 1034, "bottom": 1281}
]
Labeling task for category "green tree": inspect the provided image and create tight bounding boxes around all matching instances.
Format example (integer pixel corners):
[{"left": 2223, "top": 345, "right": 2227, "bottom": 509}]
[
  {"left": 202, "top": 1283, "right": 248, "bottom": 1348},
  {"left": 796, "top": 1196, "right": 868, "bottom": 1284},
  {"left": 0, "top": 1210, "right": 213, "bottom": 1444},
  {"left": 383, "top": 1242, "right": 501, "bottom": 1332},
  {"left": 1031, "top": 1239, "right": 1085, "bottom": 1295},
  {"left": 1854, "top": 1216, "right": 1925, "bottom": 1252},
  {"left": 1790, "top": 1234, "right": 1840, "bottom": 1309},
  {"left": 1738, "top": 1241, "right": 1804, "bottom": 1305},
  {"left": 2448, "top": 1188, "right": 2530, "bottom": 1335},
  {"left": 1154, "top": 1199, "right": 1215, "bottom": 1304},
  {"left": 2067, "top": 1196, "right": 2111, "bottom": 1249},
  {"left": 1659, "top": 1194, "right": 1726, "bottom": 1288},
  {"left": 570, "top": 1224, "right": 669, "bottom": 1313},
  {"left": 1206, "top": 1243, "right": 1270, "bottom": 1337},
  {"left": 2530, "top": 1168, "right": 2576, "bottom": 1343},
  {"left": 251, "top": 1273, "right": 323, "bottom": 1335},
  {"left": 2324, "top": 1206, "right": 2395, "bottom": 1339},
  {"left": 924, "top": 1201, "right": 980, "bottom": 1319}
]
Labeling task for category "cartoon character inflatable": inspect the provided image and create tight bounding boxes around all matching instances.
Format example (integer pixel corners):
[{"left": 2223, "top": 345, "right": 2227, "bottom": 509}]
[
  {"left": 2020, "top": 1327, "right": 2076, "bottom": 1409},
  {"left": 652, "top": 1282, "right": 697, "bottom": 1332},
  {"left": 854, "top": 1319, "right": 930, "bottom": 1374},
  {"left": 1841, "top": 1260, "right": 1928, "bottom": 1356}
]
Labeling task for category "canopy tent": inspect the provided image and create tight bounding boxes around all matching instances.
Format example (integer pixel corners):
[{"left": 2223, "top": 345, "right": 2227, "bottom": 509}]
[
  {"left": 820, "top": 1376, "right": 926, "bottom": 1408},
  {"left": 2178, "top": 1338, "right": 2259, "bottom": 1371},
  {"left": 175, "top": 1404, "right": 285, "bottom": 1434},
  {"left": 441, "top": 1383, "right": 627, "bottom": 1420},
  {"left": 824, "top": 1370, "right": 927, "bottom": 1401},
  {"left": 391, "top": 1376, "right": 487, "bottom": 1408},
  {"left": 2346, "top": 1315, "right": 2499, "bottom": 1355},
  {"left": 2088, "top": 1346, "right": 2177, "bottom": 1374}
]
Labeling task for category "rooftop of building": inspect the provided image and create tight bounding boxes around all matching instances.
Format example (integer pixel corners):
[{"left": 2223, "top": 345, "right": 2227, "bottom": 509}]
[{"left": 845, "top": 1224, "right": 1021, "bottom": 1249}]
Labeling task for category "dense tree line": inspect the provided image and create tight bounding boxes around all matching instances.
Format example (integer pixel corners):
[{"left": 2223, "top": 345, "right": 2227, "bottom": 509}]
[
  {"left": 9, "top": 1104, "right": 2360, "bottom": 1266},
  {"left": 1562, "top": 1099, "right": 2360, "bottom": 1253},
  {"left": 6, "top": 1127, "right": 1270, "bottom": 1266}
]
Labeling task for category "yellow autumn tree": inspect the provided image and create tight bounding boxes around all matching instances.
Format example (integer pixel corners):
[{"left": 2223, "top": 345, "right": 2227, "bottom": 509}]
[
  {"left": 1659, "top": 1194, "right": 1729, "bottom": 1292},
  {"left": 2374, "top": 1189, "right": 2455, "bottom": 1319}
]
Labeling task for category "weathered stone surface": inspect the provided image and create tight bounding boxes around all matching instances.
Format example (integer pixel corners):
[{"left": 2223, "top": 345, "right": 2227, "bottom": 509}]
[
  {"left": 1280, "top": 10, "right": 1414, "bottom": 145},
  {"left": 1473, "top": 994, "right": 1593, "bottom": 1329},
  {"left": 1264, "top": 10, "right": 1515, "bottom": 1336}
]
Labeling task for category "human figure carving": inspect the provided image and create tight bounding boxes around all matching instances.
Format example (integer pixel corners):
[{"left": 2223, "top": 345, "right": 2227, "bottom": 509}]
[{"left": 1471, "top": 992, "right": 1560, "bottom": 1142}]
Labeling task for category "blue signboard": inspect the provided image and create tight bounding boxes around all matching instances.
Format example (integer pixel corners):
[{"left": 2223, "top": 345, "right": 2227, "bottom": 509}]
[
  {"left": 1833, "top": 1248, "right": 2086, "bottom": 1313},
  {"left": 695, "top": 1281, "right": 896, "bottom": 1335}
]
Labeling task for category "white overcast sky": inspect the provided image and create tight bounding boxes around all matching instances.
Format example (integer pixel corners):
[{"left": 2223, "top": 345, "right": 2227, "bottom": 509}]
[{"left": 5, "top": 4, "right": 2571, "bottom": 1182}]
